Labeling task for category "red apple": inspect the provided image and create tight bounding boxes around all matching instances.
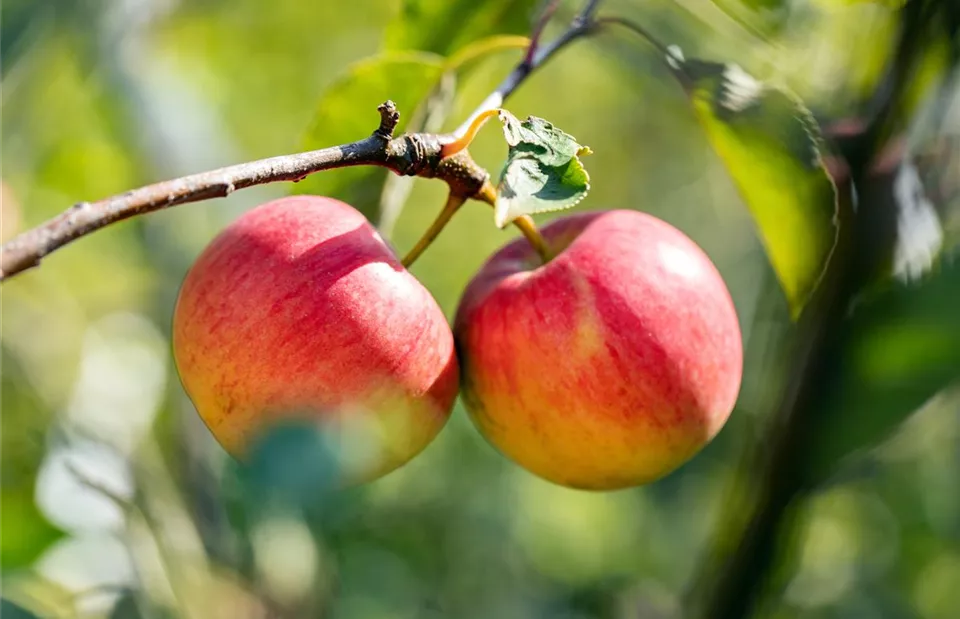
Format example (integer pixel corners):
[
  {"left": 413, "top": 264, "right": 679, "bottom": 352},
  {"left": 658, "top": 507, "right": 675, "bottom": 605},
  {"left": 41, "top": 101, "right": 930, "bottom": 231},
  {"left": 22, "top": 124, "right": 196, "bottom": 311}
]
[
  {"left": 172, "top": 196, "right": 459, "bottom": 484},
  {"left": 454, "top": 209, "right": 742, "bottom": 490}
]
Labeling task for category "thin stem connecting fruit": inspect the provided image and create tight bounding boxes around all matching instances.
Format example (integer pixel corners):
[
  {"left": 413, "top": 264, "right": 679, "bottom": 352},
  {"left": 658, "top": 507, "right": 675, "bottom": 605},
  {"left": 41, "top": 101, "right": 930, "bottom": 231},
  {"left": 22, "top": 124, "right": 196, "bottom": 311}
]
[
  {"left": 512, "top": 216, "right": 556, "bottom": 265},
  {"left": 401, "top": 181, "right": 553, "bottom": 268},
  {"left": 401, "top": 193, "right": 468, "bottom": 267},
  {"left": 477, "top": 182, "right": 554, "bottom": 265}
]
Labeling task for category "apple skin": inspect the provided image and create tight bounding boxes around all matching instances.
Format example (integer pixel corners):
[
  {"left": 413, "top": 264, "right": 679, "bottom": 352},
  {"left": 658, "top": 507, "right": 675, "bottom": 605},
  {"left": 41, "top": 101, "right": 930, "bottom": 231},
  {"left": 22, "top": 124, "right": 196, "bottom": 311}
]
[
  {"left": 172, "top": 195, "right": 459, "bottom": 484},
  {"left": 454, "top": 209, "right": 743, "bottom": 490}
]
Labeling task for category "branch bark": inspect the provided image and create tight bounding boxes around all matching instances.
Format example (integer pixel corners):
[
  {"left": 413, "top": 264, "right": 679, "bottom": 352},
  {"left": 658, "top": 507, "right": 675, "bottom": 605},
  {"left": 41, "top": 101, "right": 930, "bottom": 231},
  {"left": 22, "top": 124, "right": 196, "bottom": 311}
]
[
  {"left": 1, "top": 0, "right": 604, "bottom": 283},
  {"left": 0, "top": 102, "right": 412, "bottom": 280},
  {"left": 454, "top": 0, "right": 602, "bottom": 136}
]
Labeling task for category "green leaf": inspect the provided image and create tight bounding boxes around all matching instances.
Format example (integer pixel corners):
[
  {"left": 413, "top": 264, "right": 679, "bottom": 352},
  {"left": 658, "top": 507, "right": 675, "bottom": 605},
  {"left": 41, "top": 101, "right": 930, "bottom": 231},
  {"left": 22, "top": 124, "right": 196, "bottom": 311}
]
[
  {"left": 494, "top": 110, "right": 592, "bottom": 228},
  {"left": 385, "top": 0, "right": 537, "bottom": 55},
  {"left": 670, "top": 51, "right": 839, "bottom": 319},
  {"left": 293, "top": 52, "right": 445, "bottom": 221},
  {"left": 806, "top": 256, "right": 960, "bottom": 483}
]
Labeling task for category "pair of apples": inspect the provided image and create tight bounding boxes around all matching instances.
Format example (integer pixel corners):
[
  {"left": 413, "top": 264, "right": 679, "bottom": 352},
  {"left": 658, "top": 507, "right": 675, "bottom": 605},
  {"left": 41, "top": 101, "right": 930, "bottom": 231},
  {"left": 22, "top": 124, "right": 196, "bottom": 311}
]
[{"left": 172, "top": 195, "right": 743, "bottom": 490}]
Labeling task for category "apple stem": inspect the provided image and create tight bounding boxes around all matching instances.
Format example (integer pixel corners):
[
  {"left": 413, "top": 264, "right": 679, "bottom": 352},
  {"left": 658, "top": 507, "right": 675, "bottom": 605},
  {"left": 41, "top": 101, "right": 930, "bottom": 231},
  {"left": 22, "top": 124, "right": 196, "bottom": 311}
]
[
  {"left": 400, "top": 192, "right": 467, "bottom": 268},
  {"left": 476, "top": 181, "right": 554, "bottom": 264},
  {"left": 512, "top": 216, "right": 555, "bottom": 264}
]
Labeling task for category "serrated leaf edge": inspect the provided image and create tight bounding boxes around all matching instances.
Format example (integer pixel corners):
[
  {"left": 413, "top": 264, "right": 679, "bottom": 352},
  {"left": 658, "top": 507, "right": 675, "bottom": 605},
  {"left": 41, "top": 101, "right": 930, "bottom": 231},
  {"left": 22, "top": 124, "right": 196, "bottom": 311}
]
[{"left": 494, "top": 170, "right": 591, "bottom": 228}]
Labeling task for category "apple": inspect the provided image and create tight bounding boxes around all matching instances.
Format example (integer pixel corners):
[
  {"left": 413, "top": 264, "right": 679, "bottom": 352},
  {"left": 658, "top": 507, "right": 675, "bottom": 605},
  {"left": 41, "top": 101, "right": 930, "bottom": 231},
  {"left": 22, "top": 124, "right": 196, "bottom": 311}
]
[
  {"left": 172, "top": 195, "right": 459, "bottom": 484},
  {"left": 454, "top": 209, "right": 743, "bottom": 490}
]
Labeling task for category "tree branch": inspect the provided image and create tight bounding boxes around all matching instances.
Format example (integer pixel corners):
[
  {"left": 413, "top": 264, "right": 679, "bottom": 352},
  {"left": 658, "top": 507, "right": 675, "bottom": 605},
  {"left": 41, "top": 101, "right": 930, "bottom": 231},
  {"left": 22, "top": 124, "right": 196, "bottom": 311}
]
[
  {"left": 525, "top": 0, "right": 563, "bottom": 65},
  {"left": 454, "top": 0, "right": 603, "bottom": 136},
  {"left": 0, "top": 102, "right": 415, "bottom": 281},
  {"left": 397, "top": 0, "right": 605, "bottom": 266},
  {"left": 1, "top": 0, "right": 608, "bottom": 282},
  {"left": 592, "top": 16, "right": 675, "bottom": 66}
]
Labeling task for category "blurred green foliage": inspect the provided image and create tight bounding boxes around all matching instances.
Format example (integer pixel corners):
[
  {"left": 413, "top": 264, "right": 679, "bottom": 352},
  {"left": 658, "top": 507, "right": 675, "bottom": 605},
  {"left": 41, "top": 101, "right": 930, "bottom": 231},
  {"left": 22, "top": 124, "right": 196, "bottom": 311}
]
[
  {"left": 2, "top": 0, "right": 959, "bottom": 618},
  {"left": 385, "top": 0, "right": 538, "bottom": 55},
  {"left": 672, "top": 53, "right": 839, "bottom": 318},
  {"left": 0, "top": 597, "right": 41, "bottom": 619},
  {"left": 806, "top": 258, "right": 960, "bottom": 483},
  {"left": 295, "top": 52, "right": 445, "bottom": 220}
]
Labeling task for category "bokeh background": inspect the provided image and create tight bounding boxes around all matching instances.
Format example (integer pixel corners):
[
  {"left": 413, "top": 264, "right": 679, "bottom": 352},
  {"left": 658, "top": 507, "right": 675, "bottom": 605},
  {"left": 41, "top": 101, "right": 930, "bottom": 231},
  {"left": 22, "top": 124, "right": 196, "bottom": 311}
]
[{"left": 2, "top": 1, "right": 958, "bottom": 618}]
